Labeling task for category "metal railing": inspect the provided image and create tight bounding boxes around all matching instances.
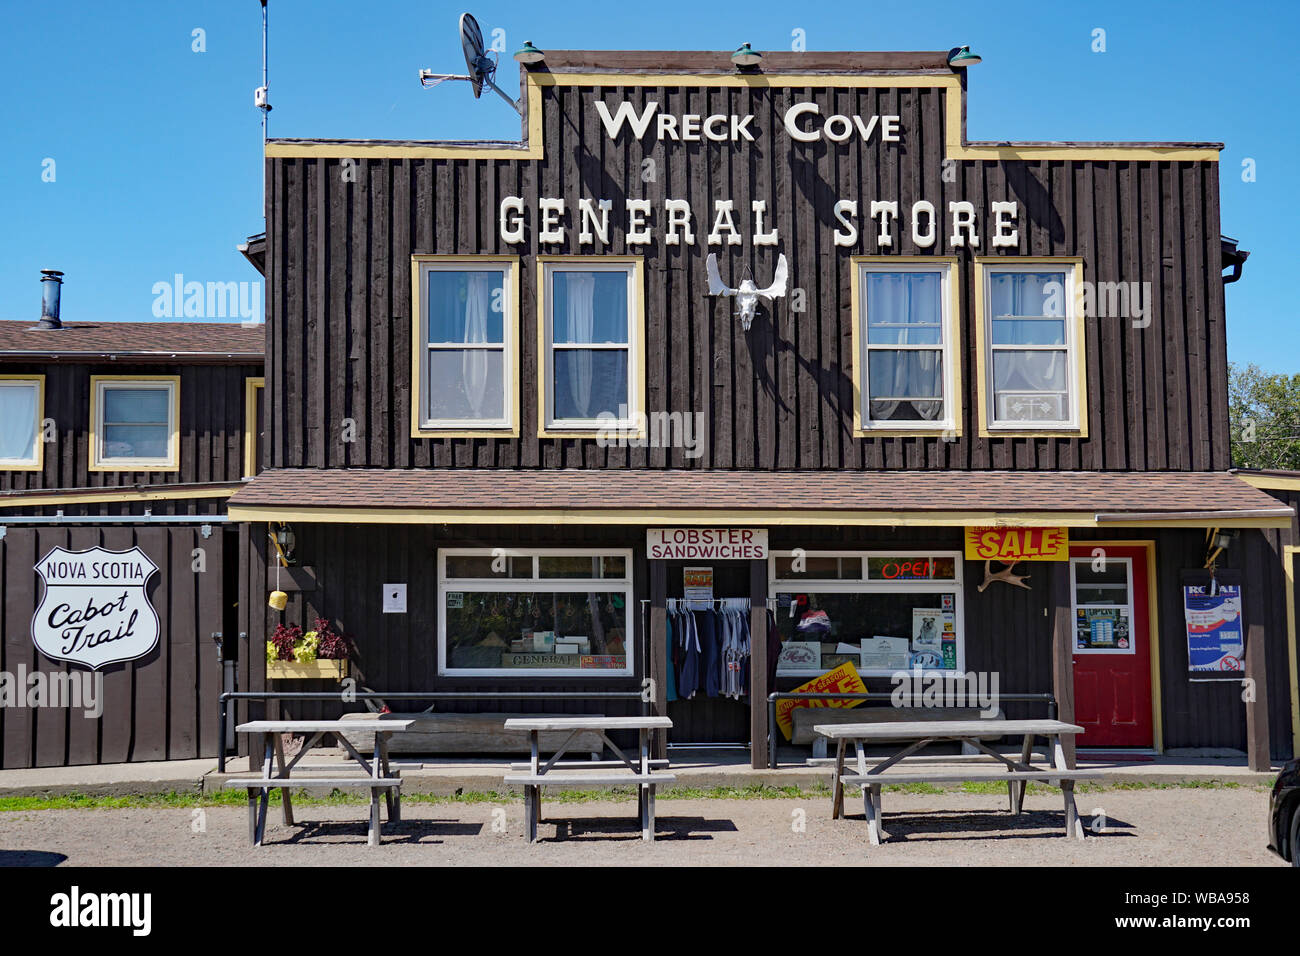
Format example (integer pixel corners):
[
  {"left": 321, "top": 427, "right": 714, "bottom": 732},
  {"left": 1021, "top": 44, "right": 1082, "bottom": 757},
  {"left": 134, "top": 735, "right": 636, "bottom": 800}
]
[
  {"left": 765, "top": 691, "right": 1057, "bottom": 769},
  {"left": 217, "top": 689, "right": 646, "bottom": 772}
]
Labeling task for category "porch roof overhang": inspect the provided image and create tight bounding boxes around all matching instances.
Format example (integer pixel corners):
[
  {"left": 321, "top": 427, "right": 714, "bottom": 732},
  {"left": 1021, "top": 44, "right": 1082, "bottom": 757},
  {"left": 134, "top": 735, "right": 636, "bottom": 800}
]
[{"left": 225, "top": 469, "right": 1295, "bottom": 529}]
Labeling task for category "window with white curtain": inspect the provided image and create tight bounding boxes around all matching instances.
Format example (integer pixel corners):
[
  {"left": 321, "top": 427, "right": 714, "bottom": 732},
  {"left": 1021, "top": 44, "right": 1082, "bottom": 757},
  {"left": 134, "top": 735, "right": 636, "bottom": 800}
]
[
  {"left": 415, "top": 258, "right": 516, "bottom": 433},
  {"left": 540, "top": 258, "right": 641, "bottom": 432},
  {"left": 0, "top": 377, "right": 43, "bottom": 468},
  {"left": 985, "top": 266, "right": 1077, "bottom": 428},
  {"left": 857, "top": 261, "right": 956, "bottom": 431}
]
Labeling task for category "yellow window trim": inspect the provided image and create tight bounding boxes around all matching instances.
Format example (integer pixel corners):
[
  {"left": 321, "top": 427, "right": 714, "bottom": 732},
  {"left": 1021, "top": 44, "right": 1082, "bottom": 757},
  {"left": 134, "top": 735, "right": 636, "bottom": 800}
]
[
  {"left": 265, "top": 72, "right": 1219, "bottom": 163},
  {"left": 409, "top": 255, "right": 521, "bottom": 439},
  {"left": 0, "top": 374, "right": 45, "bottom": 472},
  {"left": 849, "top": 256, "right": 962, "bottom": 438},
  {"left": 1284, "top": 546, "right": 1300, "bottom": 758},
  {"left": 536, "top": 255, "right": 646, "bottom": 440},
  {"left": 243, "top": 377, "right": 265, "bottom": 478},
  {"left": 972, "top": 257, "right": 1088, "bottom": 439},
  {"left": 88, "top": 375, "right": 181, "bottom": 473}
]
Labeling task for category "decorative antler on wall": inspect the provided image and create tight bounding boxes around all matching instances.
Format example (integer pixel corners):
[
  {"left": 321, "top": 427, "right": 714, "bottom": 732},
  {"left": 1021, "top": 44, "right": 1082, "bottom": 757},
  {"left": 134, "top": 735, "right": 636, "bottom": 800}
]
[
  {"left": 705, "top": 252, "right": 788, "bottom": 330},
  {"left": 977, "top": 559, "right": 1031, "bottom": 593}
]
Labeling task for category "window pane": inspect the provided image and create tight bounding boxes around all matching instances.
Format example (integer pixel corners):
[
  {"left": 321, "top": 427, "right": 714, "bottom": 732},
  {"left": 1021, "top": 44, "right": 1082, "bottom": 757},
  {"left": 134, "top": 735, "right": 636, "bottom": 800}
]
[
  {"left": 989, "top": 271, "right": 1066, "bottom": 318},
  {"left": 992, "top": 318, "right": 1066, "bottom": 345},
  {"left": 0, "top": 383, "right": 38, "bottom": 461},
  {"left": 865, "top": 272, "right": 942, "bottom": 344},
  {"left": 552, "top": 271, "right": 629, "bottom": 344},
  {"left": 445, "top": 554, "right": 532, "bottom": 579},
  {"left": 1075, "top": 560, "right": 1130, "bottom": 605},
  {"left": 774, "top": 591, "right": 959, "bottom": 672},
  {"left": 992, "top": 351, "right": 1067, "bottom": 398},
  {"left": 444, "top": 590, "right": 627, "bottom": 670},
  {"left": 102, "top": 424, "right": 169, "bottom": 459},
  {"left": 426, "top": 348, "right": 505, "bottom": 421},
  {"left": 773, "top": 556, "right": 862, "bottom": 580},
  {"left": 553, "top": 349, "right": 628, "bottom": 420},
  {"left": 427, "top": 270, "right": 505, "bottom": 344},
  {"left": 538, "top": 555, "right": 606, "bottom": 579},
  {"left": 867, "top": 351, "right": 943, "bottom": 421},
  {"left": 103, "top": 387, "right": 170, "bottom": 424}
]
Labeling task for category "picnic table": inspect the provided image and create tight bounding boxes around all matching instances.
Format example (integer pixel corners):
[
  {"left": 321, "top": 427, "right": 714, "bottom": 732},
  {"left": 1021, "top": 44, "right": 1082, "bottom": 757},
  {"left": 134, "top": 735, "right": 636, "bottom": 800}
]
[
  {"left": 228, "top": 719, "right": 414, "bottom": 847},
  {"left": 815, "top": 718, "right": 1101, "bottom": 845},
  {"left": 502, "top": 716, "right": 676, "bottom": 843}
]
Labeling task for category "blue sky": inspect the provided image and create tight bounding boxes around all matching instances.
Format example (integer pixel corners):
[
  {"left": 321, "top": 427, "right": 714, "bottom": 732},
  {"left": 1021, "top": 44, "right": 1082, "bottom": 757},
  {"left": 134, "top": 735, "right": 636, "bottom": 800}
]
[{"left": 0, "top": 0, "right": 1294, "bottom": 372}]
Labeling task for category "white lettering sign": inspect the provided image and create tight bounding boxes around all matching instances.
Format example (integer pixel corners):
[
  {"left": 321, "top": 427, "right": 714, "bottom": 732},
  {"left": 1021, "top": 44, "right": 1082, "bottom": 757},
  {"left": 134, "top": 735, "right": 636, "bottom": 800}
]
[
  {"left": 646, "top": 529, "right": 769, "bottom": 560},
  {"left": 32, "top": 546, "right": 160, "bottom": 670}
]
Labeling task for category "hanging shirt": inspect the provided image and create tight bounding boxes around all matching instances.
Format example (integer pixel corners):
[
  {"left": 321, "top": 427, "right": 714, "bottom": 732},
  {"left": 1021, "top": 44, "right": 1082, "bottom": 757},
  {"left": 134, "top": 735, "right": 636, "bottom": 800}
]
[
  {"left": 678, "top": 609, "right": 702, "bottom": 699},
  {"left": 665, "top": 613, "right": 677, "bottom": 702}
]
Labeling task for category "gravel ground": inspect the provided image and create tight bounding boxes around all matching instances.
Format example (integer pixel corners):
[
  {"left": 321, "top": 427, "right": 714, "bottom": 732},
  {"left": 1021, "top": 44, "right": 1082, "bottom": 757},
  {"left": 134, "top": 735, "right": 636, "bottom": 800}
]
[{"left": 0, "top": 787, "right": 1285, "bottom": 866}]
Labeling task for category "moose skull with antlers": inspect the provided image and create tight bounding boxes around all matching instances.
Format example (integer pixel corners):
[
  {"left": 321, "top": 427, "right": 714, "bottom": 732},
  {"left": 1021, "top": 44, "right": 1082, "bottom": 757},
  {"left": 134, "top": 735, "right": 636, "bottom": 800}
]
[{"left": 706, "top": 253, "right": 788, "bottom": 330}]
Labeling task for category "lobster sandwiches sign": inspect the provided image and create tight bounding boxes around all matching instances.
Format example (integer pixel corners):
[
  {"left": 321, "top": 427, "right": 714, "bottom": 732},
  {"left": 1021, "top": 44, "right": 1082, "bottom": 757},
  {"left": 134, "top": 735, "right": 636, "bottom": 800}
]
[{"left": 32, "top": 546, "right": 161, "bottom": 670}]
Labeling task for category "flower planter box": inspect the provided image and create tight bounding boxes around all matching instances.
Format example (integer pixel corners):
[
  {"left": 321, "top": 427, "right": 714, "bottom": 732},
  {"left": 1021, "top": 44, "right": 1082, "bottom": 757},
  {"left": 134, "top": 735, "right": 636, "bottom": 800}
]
[{"left": 266, "top": 659, "right": 348, "bottom": 680}]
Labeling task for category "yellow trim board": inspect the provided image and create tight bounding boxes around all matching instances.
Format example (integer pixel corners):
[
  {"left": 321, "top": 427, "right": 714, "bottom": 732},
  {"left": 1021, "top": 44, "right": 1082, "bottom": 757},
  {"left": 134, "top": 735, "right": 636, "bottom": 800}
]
[
  {"left": 265, "top": 71, "right": 1219, "bottom": 163},
  {"left": 536, "top": 255, "right": 647, "bottom": 440},
  {"left": 0, "top": 374, "right": 45, "bottom": 472},
  {"left": 409, "top": 256, "right": 522, "bottom": 439},
  {"left": 88, "top": 375, "right": 182, "bottom": 473},
  {"left": 972, "top": 257, "right": 1089, "bottom": 439},
  {"left": 1236, "top": 472, "right": 1300, "bottom": 492},
  {"left": 849, "top": 256, "right": 962, "bottom": 438},
  {"left": 243, "top": 376, "right": 264, "bottom": 478},
  {"left": 0, "top": 486, "right": 237, "bottom": 509},
  {"left": 1284, "top": 546, "right": 1300, "bottom": 757},
  {"left": 225, "top": 505, "right": 1292, "bottom": 529}
]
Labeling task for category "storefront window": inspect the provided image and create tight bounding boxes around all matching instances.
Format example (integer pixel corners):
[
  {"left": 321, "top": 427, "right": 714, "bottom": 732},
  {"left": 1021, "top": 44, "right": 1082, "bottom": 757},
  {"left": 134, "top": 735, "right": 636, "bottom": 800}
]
[
  {"left": 1071, "top": 556, "right": 1134, "bottom": 654},
  {"left": 439, "top": 548, "right": 633, "bottom": 675},
  {"left": 770, "top": 551, "right": 963, "bottom": 677}
]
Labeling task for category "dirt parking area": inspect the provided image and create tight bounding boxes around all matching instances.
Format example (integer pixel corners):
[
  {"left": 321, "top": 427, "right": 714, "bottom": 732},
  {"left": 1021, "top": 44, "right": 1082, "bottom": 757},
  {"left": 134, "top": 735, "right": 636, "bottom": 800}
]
[{"left": 0, "top": 787, "right": 1285, "bottom": 867}]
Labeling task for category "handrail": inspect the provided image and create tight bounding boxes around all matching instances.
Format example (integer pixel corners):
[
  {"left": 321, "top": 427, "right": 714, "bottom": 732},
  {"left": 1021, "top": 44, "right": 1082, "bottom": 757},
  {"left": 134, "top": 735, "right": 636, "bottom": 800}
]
[
  {"left": 764, "top": 691, "right": 1057, "bottom": 769},
  {"left": 217, "top": 689, "right": 646, "bottom": 772}
]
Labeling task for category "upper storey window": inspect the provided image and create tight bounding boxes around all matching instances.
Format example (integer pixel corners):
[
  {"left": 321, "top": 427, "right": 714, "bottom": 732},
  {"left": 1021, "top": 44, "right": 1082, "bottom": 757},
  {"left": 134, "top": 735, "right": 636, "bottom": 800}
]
[
  {"left": 90, "top": 376, "right": 180, "bottom": 471},
  {"left": 0, "top": 376, "right": 44, "bottom": 470},
  {"left": 412, "top": 256, "right": 519, "bottom": 437}
]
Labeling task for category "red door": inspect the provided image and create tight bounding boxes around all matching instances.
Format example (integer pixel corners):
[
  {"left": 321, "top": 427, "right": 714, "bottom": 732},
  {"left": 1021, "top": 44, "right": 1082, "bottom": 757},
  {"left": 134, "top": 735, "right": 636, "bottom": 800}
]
[{"left": 1069, "top": 544, "right": 1153, "bottom": 748}]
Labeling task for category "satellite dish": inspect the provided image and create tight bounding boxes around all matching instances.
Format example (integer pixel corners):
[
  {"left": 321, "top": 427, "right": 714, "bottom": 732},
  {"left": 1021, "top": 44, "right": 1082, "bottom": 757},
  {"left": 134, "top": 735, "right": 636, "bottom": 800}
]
[
  {"left": 460, "top": 12, "right": 489, "bottom": 99},
  {"left": 418, "top": 11, "right": 522, "bottom": 114}
]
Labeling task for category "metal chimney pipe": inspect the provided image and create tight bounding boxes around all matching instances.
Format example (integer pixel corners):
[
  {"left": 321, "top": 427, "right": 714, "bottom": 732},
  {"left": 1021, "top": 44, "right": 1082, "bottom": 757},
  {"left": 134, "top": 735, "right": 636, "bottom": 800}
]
[{"left": 36, "top": 270, "right": 64, "bottom": 330}]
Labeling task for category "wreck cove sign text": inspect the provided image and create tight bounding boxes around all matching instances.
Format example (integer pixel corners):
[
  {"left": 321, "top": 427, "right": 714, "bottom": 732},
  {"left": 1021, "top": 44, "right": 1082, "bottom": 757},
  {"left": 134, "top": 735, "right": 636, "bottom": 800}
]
[{"left": 32, "top": 546, "right": 161, "bottom": 670}]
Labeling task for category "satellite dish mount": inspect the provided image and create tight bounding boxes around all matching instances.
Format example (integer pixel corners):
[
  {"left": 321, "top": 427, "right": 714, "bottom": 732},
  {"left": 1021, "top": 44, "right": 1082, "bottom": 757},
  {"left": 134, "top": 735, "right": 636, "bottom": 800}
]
[{"left": 419, "top": 12, "right": 521, "bottom": 115}]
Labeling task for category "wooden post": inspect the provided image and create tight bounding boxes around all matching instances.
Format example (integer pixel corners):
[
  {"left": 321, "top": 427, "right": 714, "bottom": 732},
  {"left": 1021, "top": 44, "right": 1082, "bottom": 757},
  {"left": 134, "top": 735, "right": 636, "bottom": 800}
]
[
  {"left": 1242, "top": 530, "right": 1273, "bottom": 771},
  {"left": 649, "top": 559, "right": 668, "bottom": 760},
  {"left": 1050, "top": 561, "right": 1076, "bottom": 769},
  {"left": 750, "top": 558, "right": 769, "bottom": 770}
]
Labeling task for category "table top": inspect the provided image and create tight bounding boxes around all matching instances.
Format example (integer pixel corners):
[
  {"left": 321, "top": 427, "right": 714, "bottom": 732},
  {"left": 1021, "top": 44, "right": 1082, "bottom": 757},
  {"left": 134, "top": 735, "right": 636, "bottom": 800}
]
[
  {"left": 812, "top": 719, "right": 1084, "bottom": 740},
  {"left": 236, "top": 720, "right": 416, "bottom": 733},
  {"left": 503, "top": 716, "right": 674, "bottom": 731}
]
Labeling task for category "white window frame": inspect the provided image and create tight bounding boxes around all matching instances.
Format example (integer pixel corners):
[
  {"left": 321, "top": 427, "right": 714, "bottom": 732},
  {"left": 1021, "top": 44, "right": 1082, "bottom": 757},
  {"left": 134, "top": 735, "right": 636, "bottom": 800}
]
[
  {"left": 854, "top": 259, "right": 959, "bottom": 435},
  {"left": 0, "top": 375, "right": 44, "bottom": 470},
  {"left": 980, "top": 261, "right": 1083, "bottom": 432},
  {"left": 1069, "top": 556, "right": 1136, "bottom": 656},
  {"left": 438, "top": 547, "right": 635, "bottom": 677},
  {"left": 538, "top": 257, "right": 644, "bottom": 436},
  {"left": 413, "top": 257, "right": 518, "bottom": 436},
  {"left": 769, "top": 550, "right": 965, "bottom": 678},
  {"left": 89, "top": 376, "right": 179, "bottom": 472}
]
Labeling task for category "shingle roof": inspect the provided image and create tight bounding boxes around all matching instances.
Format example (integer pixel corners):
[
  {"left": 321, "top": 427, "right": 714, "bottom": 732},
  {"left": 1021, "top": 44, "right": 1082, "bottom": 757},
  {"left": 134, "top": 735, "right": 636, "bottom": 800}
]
[
  {"left": 228, "top": 469, "right": 1292, "bottom": 522},
  {"left": 0, "top": 321, "right": 264, "bottom": 359}
]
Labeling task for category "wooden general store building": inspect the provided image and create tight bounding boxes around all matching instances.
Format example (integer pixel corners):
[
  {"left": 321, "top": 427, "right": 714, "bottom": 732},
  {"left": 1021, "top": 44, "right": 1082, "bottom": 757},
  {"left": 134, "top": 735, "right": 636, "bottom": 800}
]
[{"left": 1, "top": 47, "right": 1297, "bottom": 772}]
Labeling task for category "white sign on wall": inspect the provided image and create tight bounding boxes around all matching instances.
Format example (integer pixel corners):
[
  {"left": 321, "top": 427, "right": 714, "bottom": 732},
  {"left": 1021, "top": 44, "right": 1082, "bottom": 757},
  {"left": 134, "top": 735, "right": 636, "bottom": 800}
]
[
  {"left": 383, "top": 583, "right": 407, "bottom": 614},
  {"left": 646, "top": 529, "right": 769, "bottom": 560},
  {"left": 31, "top": 546, "right": 160, "bottom": 670}
]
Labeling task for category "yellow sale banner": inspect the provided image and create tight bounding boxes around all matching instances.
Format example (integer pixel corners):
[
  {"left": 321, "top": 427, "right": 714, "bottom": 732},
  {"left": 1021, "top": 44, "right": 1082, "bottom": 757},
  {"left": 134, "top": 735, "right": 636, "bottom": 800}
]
[
  {"left": 964, "top": 527, "right": 1068, "bottom": 562},
  {"left": 774, "top": 661, "right": 866, "bottom": 741}
]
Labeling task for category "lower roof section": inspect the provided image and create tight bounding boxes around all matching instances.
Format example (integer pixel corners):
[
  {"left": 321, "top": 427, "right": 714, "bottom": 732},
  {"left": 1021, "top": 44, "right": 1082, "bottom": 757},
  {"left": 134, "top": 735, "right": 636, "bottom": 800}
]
[{"left": 226, "top": 469, "right": 1295, "bottom": 528}]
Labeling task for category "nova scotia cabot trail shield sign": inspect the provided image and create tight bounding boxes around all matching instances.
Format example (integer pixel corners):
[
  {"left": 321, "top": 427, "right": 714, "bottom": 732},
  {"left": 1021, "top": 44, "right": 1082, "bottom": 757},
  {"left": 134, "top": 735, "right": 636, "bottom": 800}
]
[{"left": 31, "top": 546, "right": 161, "bottom": 670}]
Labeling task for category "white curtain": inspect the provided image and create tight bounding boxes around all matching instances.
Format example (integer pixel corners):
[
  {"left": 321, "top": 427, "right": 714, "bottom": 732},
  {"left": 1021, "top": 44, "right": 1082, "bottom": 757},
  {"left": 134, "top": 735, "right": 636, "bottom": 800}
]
[
  {"left": 565, "top": 273, "right": 595, "bottom": 418},
  {"left": 461, "top": 273, "right": 490, "bottom": 417},
  {"left": 0, "top": 385, "right": 37, "bottom": 460},
  {"left": 869, "top": 274, "right": 942, "bottom": 421}
]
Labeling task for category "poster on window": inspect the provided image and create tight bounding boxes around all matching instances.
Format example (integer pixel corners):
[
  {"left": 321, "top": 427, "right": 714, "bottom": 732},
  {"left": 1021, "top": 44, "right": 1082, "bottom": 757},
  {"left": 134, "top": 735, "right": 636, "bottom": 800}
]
[
  {"left": 1181, "top": 570, "right": 1245, "bottom": 679},
  {"left": 683, "top": 566, "right": 713, "bottom": 610},
  {"left": 1075, "top": 607, "right": 1132, "bottom": 652}
]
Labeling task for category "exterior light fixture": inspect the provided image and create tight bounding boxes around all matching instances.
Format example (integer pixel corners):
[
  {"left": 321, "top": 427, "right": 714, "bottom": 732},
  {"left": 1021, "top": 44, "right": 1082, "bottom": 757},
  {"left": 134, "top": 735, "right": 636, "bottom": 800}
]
[
  {"left": 948, "top": 45, "right": 981, "bottom": 67},
  {"left": 732, "top": 42, "right": 762, "bottom": 68},
  {"left": 514, "top": 41, "right": 545, "bottom": 65}
]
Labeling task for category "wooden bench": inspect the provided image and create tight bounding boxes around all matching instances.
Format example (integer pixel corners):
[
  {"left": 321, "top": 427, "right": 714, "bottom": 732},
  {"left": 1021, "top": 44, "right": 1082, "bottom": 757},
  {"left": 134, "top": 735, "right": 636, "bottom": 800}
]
[
  {"left": 338, "top": 712, "right": 605, "bottom": 757},
  {"left": 793, "top": 706, "right": 1005, "bottom": 758},
  {"left": 842, "top": 768, "right": 1104, "bottom": 844}
]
